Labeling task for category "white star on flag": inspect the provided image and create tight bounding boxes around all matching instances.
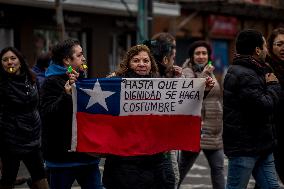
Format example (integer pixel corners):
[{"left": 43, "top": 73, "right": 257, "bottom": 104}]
[{"left": 80, "top": 79, "right": 115, "bottom": 111}]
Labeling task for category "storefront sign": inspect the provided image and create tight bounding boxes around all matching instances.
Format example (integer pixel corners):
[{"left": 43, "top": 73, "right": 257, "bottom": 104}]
[{"left": 208, "top": 15, "right": 238, "bottom": 37}]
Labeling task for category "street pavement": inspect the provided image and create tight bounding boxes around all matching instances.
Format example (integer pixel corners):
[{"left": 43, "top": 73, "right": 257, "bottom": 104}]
[
  {"left": 15, "top": 152, "right": 284, "bottom": 189},
  {"left": 179, "top": 152, "right": 252, "bottom": 189},
  {"left": 180, "top": 151, "right": 284, "bottom": 189}
]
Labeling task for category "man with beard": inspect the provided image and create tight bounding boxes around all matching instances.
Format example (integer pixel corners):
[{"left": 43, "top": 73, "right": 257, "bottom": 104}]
[{"left": 223, "top": 29, "right": 281, "bottom": 189}]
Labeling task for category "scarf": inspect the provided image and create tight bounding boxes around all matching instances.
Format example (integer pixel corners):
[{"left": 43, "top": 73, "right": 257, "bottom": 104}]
[{"left": 233, "top": 54, "right": 271, "bottom": 75}]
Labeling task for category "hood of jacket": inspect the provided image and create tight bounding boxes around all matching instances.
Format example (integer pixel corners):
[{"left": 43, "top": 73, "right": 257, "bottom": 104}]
[{"left": 45, "top": 61, "right": 67, "bottom": 77}]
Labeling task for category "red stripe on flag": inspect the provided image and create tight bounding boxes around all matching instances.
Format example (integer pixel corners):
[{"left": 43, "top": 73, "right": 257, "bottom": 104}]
[{"left": 76, "top": 112, "right": 201, "bottom": 156}]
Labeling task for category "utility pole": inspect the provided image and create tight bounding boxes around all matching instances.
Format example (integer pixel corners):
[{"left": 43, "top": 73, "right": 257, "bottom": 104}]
[
  {"left": 147, "top": 0, "right": 153, "bottom": 39},
  {"left": 55, "top": 0, "right": 66, "bottom": 41},
  {"left": 137, "top": 0, "right": 153, "bottom": 43}
]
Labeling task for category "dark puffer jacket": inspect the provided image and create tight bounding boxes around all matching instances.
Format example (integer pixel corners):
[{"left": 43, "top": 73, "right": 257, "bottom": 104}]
[
  {"left": 268, "top": 56, "right": 284, "bottom": 149},
  {"left": 40, "top": 73, "right": 97, "bottom": 163},
  {"left": 267, "top": 56, "right": 284, "bottom": 182},
  {"left": 223, "top": 55, "right": 280, "bottom": 157},
  {"left": 0, "top": 72, "right": 41, "bottom": 155}
]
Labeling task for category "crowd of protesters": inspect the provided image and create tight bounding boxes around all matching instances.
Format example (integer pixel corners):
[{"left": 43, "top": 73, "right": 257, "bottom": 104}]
[{"left": 0, "top": 28, "right": 283, "bottom": 189}]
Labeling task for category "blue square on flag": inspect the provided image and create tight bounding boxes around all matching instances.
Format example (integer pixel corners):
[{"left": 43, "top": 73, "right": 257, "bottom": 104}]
[{"left": 75, "top": 78, "right": 122, "bottom": 116}]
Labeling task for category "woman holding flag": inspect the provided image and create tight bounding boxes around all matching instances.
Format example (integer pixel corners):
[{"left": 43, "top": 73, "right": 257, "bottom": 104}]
[{"left": 102, "top": 44, "right": 174, "bottom": 189}]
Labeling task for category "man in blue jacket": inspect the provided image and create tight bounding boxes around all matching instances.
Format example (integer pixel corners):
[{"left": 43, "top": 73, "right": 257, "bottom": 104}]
[{"left": 40, "top": 39, "right": 102, "bottom": 189}]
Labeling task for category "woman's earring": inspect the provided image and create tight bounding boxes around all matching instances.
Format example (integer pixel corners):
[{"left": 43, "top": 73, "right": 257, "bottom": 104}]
[{"left": 163, "top": 57, "right": 169, "bottom": 65}]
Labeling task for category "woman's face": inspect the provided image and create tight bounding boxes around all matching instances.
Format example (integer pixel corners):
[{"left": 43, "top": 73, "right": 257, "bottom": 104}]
[
  {"left": 129, "top": 51, "right": 152, "bottom": 76},
  {"left": 1, "top": 50, "right": 21, "bottom": 75},
  {"left": 272, "top": 34, "right": 284, "bottom": 61},
  {"left": 193, "top": 46, "right": 208, "bottom": 65}
]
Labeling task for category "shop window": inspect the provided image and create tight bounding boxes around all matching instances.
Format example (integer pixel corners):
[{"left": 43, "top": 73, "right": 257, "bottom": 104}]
[
  {"left": 0, "top": 28, "right": 14, "bottom": 50},
  {"left": 109, "top": 32, "right": 135, "bottom": 72},
  {"left": 33, "top": 29, "right": 87, "bottom": 62}
]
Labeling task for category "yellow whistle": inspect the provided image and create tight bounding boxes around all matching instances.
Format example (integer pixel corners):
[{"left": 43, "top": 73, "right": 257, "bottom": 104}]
[
  {"left": 79, "top": 64, "right": 88, "bottom": 71},
  {"left": 82, "top": 64, "right": 88, "bottom": 69},
  {"left": 8, "top": 67, "right": 14, "bottom": 73}
]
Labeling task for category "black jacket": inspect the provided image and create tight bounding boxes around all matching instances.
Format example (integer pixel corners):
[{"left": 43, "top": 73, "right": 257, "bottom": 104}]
[
  {"left": 223, "top": 55, "right": 281, "bottom": 157},
  {"left": 0, "top": 72, "right": 41, "bottom": 154},
  {"left": 268, "top": 56, "right": 284, "bottom": 148},
  {"left": 40, "top": 74, "right": 97, "bottom": 163}
]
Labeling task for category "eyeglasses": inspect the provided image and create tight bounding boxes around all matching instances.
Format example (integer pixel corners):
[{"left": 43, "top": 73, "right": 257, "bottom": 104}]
[{"left": 273, "top": 41, "right": 284, "bottom": 48}]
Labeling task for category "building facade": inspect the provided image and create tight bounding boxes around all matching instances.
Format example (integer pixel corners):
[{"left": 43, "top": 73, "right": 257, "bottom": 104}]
[
  {"left": 156, "top": 0, "right": 284, "bottom": 80},
  {"left": 2, "top": 0, "right": 284, "bottom": 78},
  {"left": 0, "top": 0, "right": 179, "bottom": 77}
]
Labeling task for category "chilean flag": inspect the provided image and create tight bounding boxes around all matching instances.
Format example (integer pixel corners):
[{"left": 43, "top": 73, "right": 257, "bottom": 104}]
[{"left": 71, "top": 78, "right": 205, "bottom": 156}]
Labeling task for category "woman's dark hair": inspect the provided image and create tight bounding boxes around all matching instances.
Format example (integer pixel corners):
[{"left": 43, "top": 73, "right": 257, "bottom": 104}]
[
  {"left": 151, "top": 32, "right": 176, "bottom": 47},
  {"left": 268, "top": 27, "right": 284, "bottom": 55},
  {"left": 51, "top": 38, "right": 80, "bottom": 66},
  {"left": 36, "top": 52, "right": 51, "bottom": 70},
  {"left": 0, "top": 46, "right": 36, "bottom": 83},
  {"left": 187, "top": 40, "right": 212, "bottom": 62},
  {"left": 115, "top": 44, "right": 158, "bottom": 77},
  {"left": 143, "top": 39, "right": 174, "bottom": 65},
  {"left": 236, "top": 29, "right": 264, "bottom": 55}
]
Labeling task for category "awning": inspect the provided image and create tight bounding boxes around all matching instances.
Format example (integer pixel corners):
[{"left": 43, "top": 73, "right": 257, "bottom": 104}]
[
  {"left": 179, "top": 0, "right": 284, "bottom": 20},
  {"left": 0, "top": 0, "right": 180, "bottom": 17}
]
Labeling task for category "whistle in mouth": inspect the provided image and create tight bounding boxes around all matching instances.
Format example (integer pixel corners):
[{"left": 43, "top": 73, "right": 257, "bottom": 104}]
[
  {"left": 8, "top": 67, "right": 14, "bottom": 73},
  {"left": 82, "top": 64, "right": 88, "bottom": 70},
  {"left": 78, "top": 64, "right": 88, "bottom": 72}
]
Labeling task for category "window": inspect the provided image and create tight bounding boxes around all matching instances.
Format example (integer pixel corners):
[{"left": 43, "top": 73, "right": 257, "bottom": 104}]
[{"left": 0, "top": 28, "right": 14, "bottom": 50}]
